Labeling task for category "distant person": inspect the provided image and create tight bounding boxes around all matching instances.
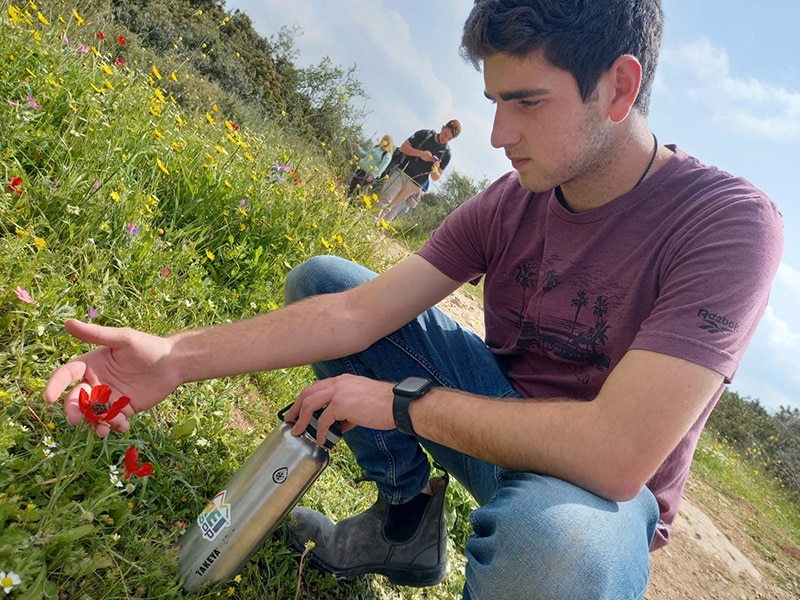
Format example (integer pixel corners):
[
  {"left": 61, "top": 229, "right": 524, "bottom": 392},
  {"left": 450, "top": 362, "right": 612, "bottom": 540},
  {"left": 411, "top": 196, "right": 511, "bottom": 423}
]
[
  {"left": 382, "top": 177, "right": 430, "bottom": 223},
  {"left": 348, "top": 134, "right": 395, "bottom": 197},
  {"left": 376, "top": 120, "right": 460, "bottom": 221}
]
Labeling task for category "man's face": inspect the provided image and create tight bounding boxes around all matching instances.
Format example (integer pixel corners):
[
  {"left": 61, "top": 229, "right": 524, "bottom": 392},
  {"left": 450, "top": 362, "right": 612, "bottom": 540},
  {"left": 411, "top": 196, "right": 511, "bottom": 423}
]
[
  {"left": 438, "top": 127, "right": 455, "bottom": 144},
  {"left": 483, "top": 51, "right": 613, "bottom": 192}
]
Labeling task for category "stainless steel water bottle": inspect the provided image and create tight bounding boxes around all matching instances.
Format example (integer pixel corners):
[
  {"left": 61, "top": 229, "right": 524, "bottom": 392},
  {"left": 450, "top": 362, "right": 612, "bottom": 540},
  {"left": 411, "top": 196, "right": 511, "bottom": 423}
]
[{"left": 177, "top": 406, "right": 342, "bottom": 591}]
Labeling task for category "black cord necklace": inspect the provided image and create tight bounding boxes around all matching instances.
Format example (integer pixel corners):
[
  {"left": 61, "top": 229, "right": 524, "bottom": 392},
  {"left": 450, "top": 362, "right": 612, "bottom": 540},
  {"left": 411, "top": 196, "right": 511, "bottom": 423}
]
[
  {"left": 554, "top": 133, "right": 658, "bottom": 209},
  {"left": 632, "top": 132, "right": 659, "bottom": 190}
]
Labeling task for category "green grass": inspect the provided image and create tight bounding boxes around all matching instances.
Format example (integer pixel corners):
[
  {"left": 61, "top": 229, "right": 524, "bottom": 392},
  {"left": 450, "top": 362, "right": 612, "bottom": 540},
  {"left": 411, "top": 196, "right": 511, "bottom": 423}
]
[
  {"left": 0, "top": 3, "right": 467, "bottom": 598},
  {"left": 2, "top": 2, "right": 799, "bottom": 599}
]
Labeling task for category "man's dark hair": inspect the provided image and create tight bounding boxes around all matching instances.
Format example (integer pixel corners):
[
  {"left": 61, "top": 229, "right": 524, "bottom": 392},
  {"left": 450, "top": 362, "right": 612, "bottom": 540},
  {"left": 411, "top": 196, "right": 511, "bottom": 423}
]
[{"left": 461, "top": 0, "right": 663, "bottom": 115}]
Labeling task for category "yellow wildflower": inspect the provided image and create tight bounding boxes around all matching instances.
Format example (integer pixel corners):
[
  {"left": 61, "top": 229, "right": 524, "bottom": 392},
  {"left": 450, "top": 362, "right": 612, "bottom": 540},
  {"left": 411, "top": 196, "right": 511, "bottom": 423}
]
[
  {"left": 34, "top": 237, "right": 46, "bottom": 250},
  {"left": 72, "top": 8, "right": 85, "bottom": 25},
  {"left": 205, "top": 112, "right": 215, "bottom": 126},
  {"left": 102, "top": 64, "right": 114, "bottom": 75},
  {"left": 156, "top": 158, "right": 170, "bottom": 176},
  {"left": 151, "top": 64, "right": 162, "bottom": 80},
  {"left": 37, "top": 11, "right": 49, "bottom": 25},
  {"left": 170, "top": 71, "right": 179, "bottom": 82},
  {"left": 206, "top": 250, "right": 215, "bottom": 261}
]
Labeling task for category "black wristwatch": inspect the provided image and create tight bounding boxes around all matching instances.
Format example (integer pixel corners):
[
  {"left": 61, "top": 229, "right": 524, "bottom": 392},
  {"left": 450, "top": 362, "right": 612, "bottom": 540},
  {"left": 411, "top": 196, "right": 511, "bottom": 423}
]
[{"left": 392, "top": 376, "right": 433, "bottom": 436}]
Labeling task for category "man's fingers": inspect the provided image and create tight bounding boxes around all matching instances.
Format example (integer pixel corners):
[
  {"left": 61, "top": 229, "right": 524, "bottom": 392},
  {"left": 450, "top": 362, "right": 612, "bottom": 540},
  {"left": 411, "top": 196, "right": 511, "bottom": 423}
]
[{"left": 44, "top": 362, "right": 88, "bottom": 404}]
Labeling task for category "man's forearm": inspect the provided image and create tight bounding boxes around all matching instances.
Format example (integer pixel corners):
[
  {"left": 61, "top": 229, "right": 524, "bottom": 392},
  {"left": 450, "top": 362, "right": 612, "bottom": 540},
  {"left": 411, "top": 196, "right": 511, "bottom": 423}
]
[{"left": 169, "top": 292, "right": 379, "bottom": 384}]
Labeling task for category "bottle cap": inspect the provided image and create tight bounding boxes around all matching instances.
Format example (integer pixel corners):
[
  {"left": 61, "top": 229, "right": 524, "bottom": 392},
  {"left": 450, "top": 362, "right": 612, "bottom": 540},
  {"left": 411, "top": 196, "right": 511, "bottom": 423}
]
[{"left": 278, "top": 404, "right": 342, "bottom": 450}]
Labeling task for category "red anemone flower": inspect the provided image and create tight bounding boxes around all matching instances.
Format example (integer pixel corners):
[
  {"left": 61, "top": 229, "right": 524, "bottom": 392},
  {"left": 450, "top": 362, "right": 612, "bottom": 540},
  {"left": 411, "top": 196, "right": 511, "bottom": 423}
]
[
  {"left": 117, "top": 34, "right": 127, "bottom": 46},
  {"left": 78, "top": 384, "right": 131, "bottom": 424},
  {"left": 124, "top": 446, "right": 154, "bottom": 479},
  {"left": 97, "top": 30, "right": 106, "bottom": 40},
  {"left": 6, "top": 177, "right": 24, "bottom": 194}
]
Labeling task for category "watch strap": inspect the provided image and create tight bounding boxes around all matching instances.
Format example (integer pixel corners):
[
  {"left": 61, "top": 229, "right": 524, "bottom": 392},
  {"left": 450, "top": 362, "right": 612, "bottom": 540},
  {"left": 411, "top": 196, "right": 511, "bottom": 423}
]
[{"left": 393, "top": 392, "right": 416, "bottom": 436}]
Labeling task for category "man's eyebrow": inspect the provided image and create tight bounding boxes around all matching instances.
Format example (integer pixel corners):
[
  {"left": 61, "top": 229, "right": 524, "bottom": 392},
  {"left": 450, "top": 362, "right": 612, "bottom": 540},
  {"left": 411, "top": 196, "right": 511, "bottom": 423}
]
[{"left": 484, "top": 88, "right": 550, "bottom": 102}]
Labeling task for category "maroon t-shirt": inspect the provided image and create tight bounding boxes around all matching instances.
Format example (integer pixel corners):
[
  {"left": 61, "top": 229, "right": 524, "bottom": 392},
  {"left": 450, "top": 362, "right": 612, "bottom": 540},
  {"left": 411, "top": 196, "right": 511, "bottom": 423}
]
[{"left": 417, "top": 146, "right": 783, "bottom": 549}]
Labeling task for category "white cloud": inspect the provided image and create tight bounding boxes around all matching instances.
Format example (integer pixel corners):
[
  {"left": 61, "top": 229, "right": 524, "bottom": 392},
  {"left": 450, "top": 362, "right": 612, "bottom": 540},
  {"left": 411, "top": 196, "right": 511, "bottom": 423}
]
[
  {"left": 777, "top": 262, "right": 800, "bottom": 297},
  {"left": 660, "top": 39, "right": 800, "bottom": 142}
]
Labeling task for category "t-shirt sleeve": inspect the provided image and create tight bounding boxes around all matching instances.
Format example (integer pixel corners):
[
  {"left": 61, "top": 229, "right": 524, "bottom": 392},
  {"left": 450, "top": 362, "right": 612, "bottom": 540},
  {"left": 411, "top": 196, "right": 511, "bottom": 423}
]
[
  {"left": 417, "top": 174, "right": 517, "bottom": 284},
  {"left": 630, "top": 191, "right": 783, "bottom": 382}
]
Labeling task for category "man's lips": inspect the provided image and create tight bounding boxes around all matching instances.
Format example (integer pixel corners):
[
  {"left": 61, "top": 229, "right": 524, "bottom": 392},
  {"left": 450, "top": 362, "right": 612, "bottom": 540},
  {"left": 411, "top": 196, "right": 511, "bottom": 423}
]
[{"left": 508, "top": 156, "right": 530, "bottom": 169}]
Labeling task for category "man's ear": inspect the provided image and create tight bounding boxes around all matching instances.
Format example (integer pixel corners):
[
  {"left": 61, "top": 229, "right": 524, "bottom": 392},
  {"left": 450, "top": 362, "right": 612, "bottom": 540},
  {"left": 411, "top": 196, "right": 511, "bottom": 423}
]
[{"left": 605, "top": 54, "right": 642, "bottom": 123}]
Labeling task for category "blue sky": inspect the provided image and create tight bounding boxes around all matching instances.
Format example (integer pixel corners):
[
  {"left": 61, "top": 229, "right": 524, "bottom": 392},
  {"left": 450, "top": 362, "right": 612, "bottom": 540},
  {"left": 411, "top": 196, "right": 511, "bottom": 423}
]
[{"left": 224, "top": 0, "right": 799, "bottom": 412}]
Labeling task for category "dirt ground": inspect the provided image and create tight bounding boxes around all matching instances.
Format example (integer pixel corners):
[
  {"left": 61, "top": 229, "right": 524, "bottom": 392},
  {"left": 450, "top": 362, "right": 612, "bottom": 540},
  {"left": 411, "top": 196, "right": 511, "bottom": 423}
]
[{"left": 433, "top": 284, "right": 797, "bottom": 600}]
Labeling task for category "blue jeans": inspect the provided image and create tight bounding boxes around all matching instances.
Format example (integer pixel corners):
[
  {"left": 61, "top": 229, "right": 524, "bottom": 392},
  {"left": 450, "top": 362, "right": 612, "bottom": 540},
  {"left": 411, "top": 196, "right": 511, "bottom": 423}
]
[{"left": 284, "top": 256, "right": 660, "bottom": 600}]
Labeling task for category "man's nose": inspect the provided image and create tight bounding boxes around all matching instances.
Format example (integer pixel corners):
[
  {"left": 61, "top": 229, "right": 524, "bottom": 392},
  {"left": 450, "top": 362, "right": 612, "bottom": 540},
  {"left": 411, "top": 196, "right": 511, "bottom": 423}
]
[{"left": 490, "top": 107, "right": 520, "bottom": 149}]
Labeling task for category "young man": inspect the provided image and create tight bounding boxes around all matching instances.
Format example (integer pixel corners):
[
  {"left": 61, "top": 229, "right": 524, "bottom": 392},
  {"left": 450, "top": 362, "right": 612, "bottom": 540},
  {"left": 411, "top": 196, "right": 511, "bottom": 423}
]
[
  {"left": 45, "top": 1, "right": 782, "bottom": 598},
  {"left": 375, "top": 119, "right": 460, "bottom": 221}
]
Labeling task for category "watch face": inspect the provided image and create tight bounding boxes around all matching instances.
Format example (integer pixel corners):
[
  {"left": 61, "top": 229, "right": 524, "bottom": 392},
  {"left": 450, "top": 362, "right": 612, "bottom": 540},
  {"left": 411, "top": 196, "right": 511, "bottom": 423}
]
[{"left": 396, "top": 376, "right": 433, "bottom": 397}]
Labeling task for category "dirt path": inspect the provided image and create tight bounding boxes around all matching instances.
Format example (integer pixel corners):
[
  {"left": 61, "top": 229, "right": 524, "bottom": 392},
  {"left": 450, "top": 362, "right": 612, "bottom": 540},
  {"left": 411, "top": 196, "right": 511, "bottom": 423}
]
[{"left": 431, "top": 274, "right": 796, "bottom": 600}]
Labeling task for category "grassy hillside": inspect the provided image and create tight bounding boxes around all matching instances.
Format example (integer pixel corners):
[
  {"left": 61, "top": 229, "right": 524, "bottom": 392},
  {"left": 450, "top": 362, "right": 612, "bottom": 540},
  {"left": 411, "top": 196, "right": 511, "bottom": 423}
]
[{"left": 1, "top": 2, "right": 798, "bottom": 599}]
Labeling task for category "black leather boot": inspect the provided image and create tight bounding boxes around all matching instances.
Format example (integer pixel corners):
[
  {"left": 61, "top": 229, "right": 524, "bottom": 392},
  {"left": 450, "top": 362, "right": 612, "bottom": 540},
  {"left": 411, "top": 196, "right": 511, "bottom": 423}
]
[{"left": 287, "top": 476, "right": 448, "bottom": 587}]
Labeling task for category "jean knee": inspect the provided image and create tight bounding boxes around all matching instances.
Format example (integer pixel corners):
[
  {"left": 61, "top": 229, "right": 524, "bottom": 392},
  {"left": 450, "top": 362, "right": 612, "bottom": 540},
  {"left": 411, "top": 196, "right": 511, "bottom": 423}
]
[
  {"left": 284, "top": 255, "right": 374, "bottom": 305},
  {"left": 464, "top": 476, "right": 654, "bottom": 600}
]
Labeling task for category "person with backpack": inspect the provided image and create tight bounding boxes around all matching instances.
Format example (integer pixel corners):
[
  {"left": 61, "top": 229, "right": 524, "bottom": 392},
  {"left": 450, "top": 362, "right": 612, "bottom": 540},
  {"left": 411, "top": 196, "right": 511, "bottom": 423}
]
[
  {"left": 375, "top": 120, "right": 460, "bottom": 222},
  {"left": 348, "top": 134, "right": 395, "bottom": 197}
]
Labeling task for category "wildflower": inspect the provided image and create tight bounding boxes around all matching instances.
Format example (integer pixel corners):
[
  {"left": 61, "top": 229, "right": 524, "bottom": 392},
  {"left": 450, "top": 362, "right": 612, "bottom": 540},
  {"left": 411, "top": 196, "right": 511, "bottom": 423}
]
[
  {"left": 72, "top": 8, "right": 85, "bottom": 26},
  {"left": 77, "top": 384, "right": 131, "bottom": 425},
  {"left": 15, "top": 286, "right": 38, "bottom": 305},
  {"left": 151, "top": 64, "right": 162, "bottom": 80},
  {"left": 117, "top": 35, "right": 126, "bottom": 46},
  {"left": 43, "top": 435, "right": 56, "bottom": 449},
  {"left": 97, "top": 30, "right": 106, "bottom": 40},
  {"left": 206, "top": 250, "right": 215, "bottom": 261},
  {"left": 37, "top": 11, "right": 49, "bottom": 25},
  {"left": 111, "top": 533, "right": 121, "bottom": 542},
  {"left": 93, "top": 180, "right": 101, "bottom": 189},
  {"left": 0, "top": 572, "right": 21, "bottom": 594},
  {"left": 109, "top": 464, "right": 123, "bottom": 488},
  {"left": 77, "top": 43, "right": 89, "bottom": 53},
  {"left": 124, "top": 446, "right": 154, "bottom": 479},
  {"left": 156, "top": 158, "right": 170, "bottom": 176},
  {"left": 126, "top": 223, "right": 139, "bottom": 236},
  {"left": 34, "top": 237, "right": 46, "bottom": 250},
  {"left": 88, "top": 307, "right": 99, "bottom": 320},
  {"left": 160, "top": 268, "right": 170, "bottom": 278},
  {"left": 170, "top": 71, "right": 179, "bottom": 82},
  {"left": 273, "top": 160, "right": 292, "bottom": 172},
  {"left": 114, "top": 57, "right": 126, "bottom": 67},
  {"left": 26, "top": 95, "right": 42, "bottom": 109},
  {"left": 6, "top": 177, "right": 24, "bottom": 194}
]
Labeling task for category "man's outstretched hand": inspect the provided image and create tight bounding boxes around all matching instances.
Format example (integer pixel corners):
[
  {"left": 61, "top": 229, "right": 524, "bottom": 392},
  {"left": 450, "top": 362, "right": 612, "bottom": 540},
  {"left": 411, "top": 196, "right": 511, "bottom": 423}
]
[{"left": 44, "top": 319, "right": 184, "bottom": 437}]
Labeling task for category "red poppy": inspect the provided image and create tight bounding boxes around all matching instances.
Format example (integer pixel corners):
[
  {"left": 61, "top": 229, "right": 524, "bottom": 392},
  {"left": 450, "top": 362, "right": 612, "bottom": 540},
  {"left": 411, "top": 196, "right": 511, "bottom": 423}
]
[
  {"left": 124, "top": 446, "right": 154, "bottom": 479},
  {"left": 97, "top": 30, "right": 106, "bottom": 40},
  {"left": 6, "top": 177, "right": 24, "bottom": 194},
  {"left": 115, "top": 58, "right": 126, "bottom": 67},
  {"left": 117, "top": 35, "right": 126, "bottom": 46},
  {"left": 78, "top": 384, "right": 131, "bottom": 424}
]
